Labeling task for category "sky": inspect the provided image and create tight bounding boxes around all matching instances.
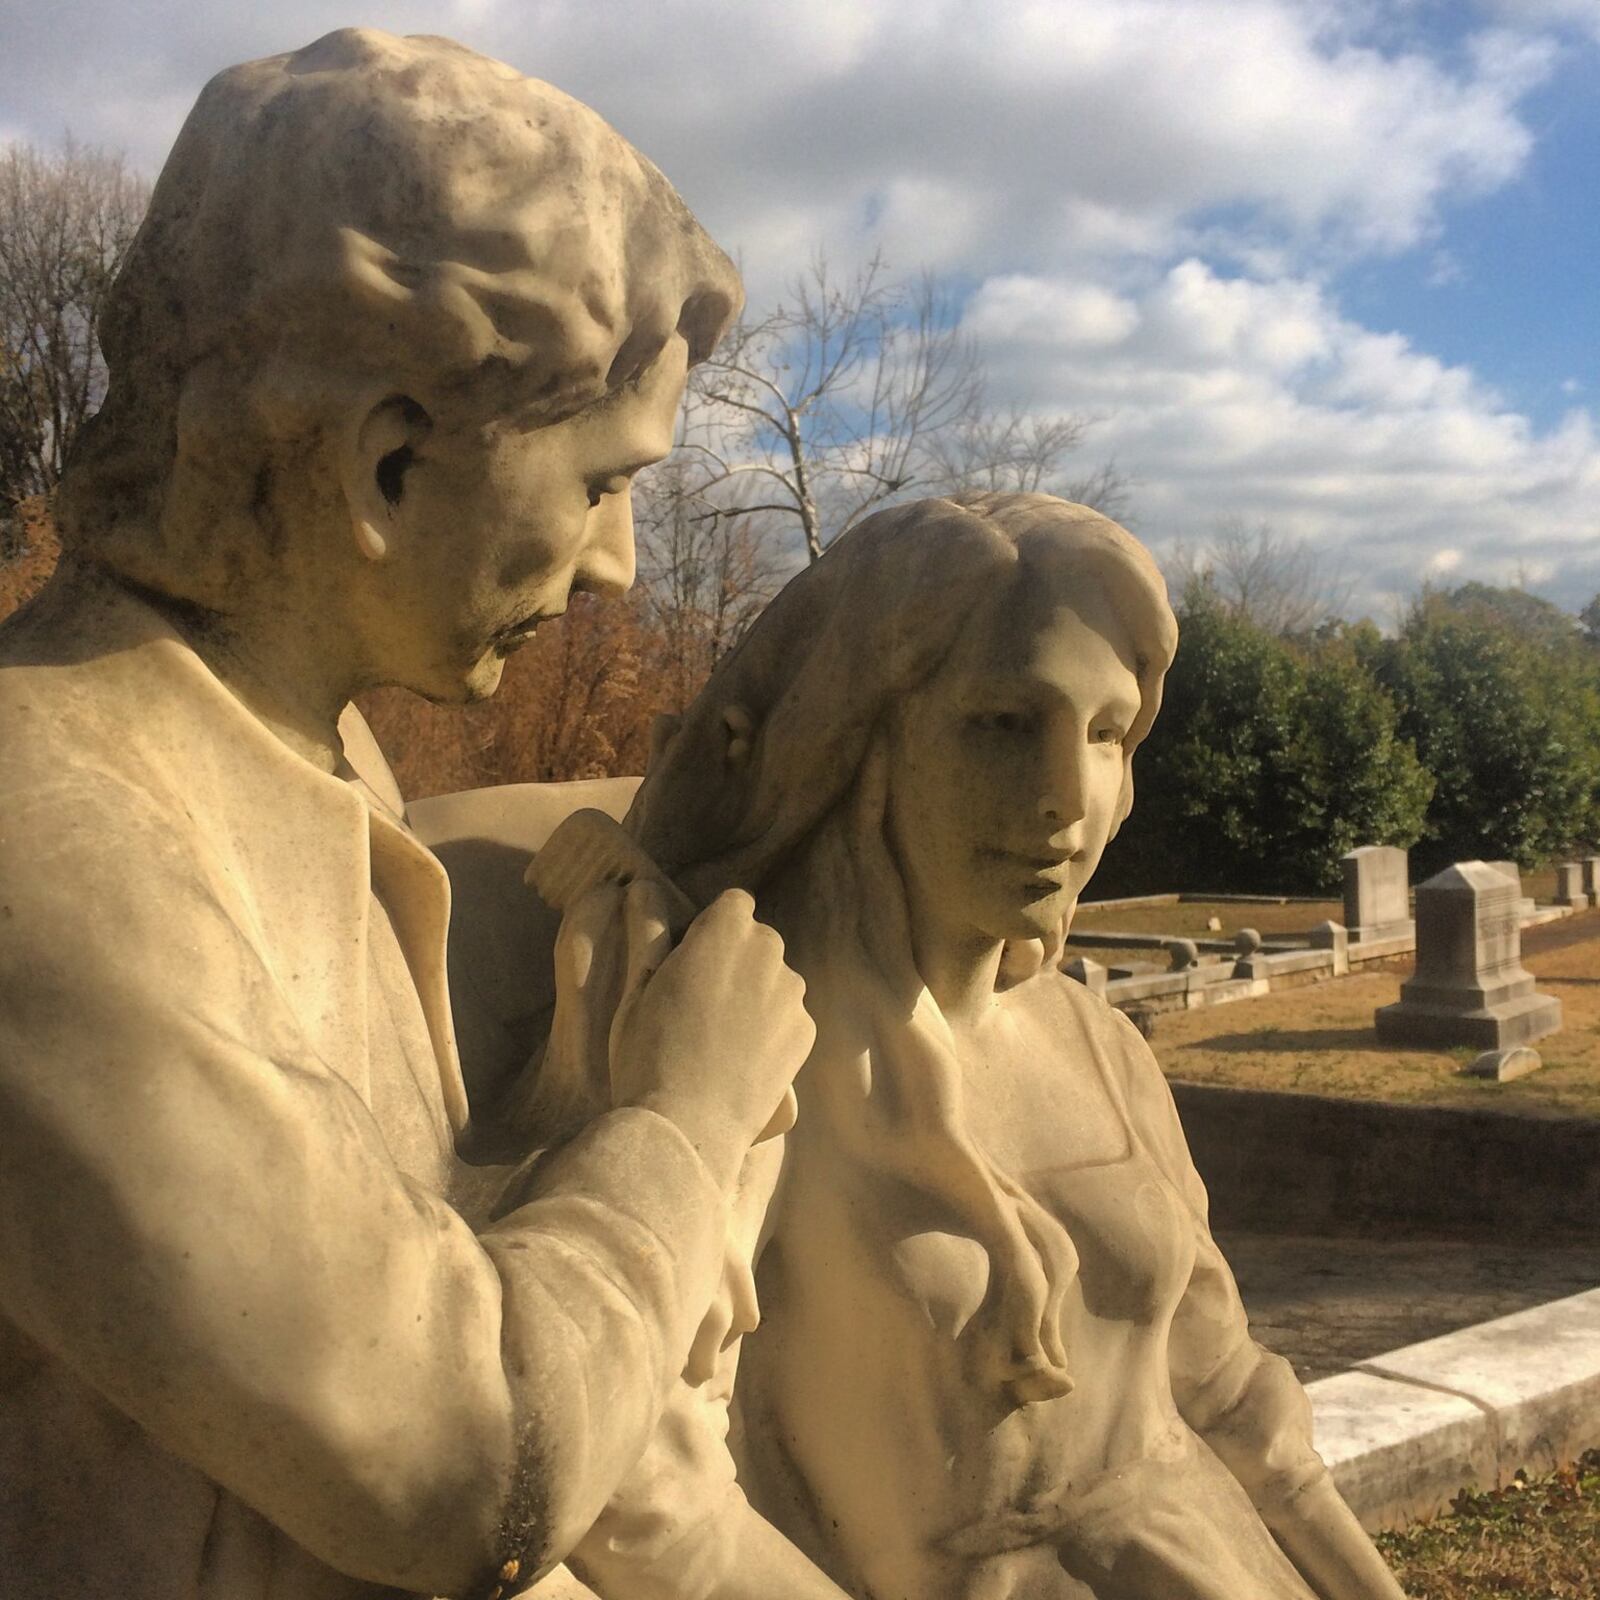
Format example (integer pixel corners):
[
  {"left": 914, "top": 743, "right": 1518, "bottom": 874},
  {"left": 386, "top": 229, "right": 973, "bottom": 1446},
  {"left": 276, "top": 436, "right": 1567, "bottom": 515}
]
[{"left": 3, "top": 0, "right": 1600, "bottom": 618}]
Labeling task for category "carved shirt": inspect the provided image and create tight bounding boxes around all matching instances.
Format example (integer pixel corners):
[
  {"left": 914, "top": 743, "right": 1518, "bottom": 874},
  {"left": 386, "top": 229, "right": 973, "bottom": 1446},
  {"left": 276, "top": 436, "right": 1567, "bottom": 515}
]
[
  {"left": 732, "top": 975, "right": 1325, "bottom": 1600},
  {"left": 0, "top": 573, "right": 729, "bottom": 1600}
]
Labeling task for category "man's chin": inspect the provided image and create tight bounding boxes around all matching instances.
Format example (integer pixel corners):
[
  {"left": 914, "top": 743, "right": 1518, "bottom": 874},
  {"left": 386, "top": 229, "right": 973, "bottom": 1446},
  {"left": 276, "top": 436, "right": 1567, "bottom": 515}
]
[
  {"left": 461, "top": 651, "right": 508, "bottom": 702},
  {"left": 407, "top": 652, "right": 506, "bottom": 706}
]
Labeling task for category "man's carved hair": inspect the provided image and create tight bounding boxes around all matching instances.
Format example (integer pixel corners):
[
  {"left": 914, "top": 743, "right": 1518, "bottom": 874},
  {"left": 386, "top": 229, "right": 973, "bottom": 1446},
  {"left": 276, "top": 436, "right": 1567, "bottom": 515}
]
[{"left": 57, "top": 28, "right": 741, "bottom": 603}]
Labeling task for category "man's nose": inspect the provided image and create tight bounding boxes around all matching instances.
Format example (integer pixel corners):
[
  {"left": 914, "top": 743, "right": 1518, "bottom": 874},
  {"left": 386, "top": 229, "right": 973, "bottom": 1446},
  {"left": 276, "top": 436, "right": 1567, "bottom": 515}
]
[{"left": 575, "top": 489, "right": 636, "bottom": 598}]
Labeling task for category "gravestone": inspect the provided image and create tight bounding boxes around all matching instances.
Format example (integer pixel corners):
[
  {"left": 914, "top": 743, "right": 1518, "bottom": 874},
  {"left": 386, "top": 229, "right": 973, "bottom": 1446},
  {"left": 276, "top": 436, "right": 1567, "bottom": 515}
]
[
  {"left": 1341, "top": 845, "right": 1413, "bottom": 944},
  {"left": 1461, "top": 1046, "right": 1543, "bottom": 1083},
  {"left": 1375, "top": 862, "right": 1561, "bottom": 1050},
  {"left": 1583, "top": 856, "right": 1600, "bottom": 903},
  {"left": 1555, "top": 861, "right": 1589, "bottom": 910},
  {"left": 1486, "top": 860, "right": 1536, "bottom": 922}
]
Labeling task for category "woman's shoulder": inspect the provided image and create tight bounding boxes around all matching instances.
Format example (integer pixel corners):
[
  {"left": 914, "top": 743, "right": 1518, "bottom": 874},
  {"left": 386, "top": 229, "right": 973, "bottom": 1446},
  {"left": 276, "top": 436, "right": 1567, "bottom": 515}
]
[
  {"left": 1030, "top": 970, "right": 1188, "bottom": 1140},
  {"left": 1033, "top": 968, "right": 1157, "bottom": 1060}
]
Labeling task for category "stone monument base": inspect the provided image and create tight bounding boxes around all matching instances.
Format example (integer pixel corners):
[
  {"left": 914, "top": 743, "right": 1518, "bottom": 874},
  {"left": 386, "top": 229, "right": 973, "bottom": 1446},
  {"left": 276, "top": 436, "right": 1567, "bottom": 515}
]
[{"left": 1375, "top": 991, "right": 1562, "bottom": 1051}]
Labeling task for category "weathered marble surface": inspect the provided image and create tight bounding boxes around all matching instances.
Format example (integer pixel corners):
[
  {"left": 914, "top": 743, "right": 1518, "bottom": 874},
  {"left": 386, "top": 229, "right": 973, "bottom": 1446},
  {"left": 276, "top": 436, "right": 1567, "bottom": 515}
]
[
  {"left": 527, "top": 493, "right": 1408, "bottom": 1599},
  {"left": 0, "top": 28, "right": 817, "bottom": 1600}
]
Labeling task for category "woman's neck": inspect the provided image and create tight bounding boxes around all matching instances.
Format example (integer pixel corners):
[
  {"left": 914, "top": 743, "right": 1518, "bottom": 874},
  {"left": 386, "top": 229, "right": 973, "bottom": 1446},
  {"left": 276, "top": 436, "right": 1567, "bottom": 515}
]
[{"left": 908, "top": 913, "right": 1005, "bottom": 1031}]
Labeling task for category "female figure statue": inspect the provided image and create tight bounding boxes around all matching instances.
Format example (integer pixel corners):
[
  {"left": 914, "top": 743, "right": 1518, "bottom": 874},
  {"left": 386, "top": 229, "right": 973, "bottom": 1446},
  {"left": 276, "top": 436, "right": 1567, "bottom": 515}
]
[{"left": 540, "top": 491, "right": 1405, "bottom": 1599}]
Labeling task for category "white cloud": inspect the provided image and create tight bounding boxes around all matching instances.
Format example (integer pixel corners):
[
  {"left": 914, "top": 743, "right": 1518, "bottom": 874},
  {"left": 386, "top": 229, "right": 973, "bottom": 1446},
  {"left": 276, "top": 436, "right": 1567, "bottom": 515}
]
[
  {"left": 963, "top": 258, "right": 1600, "bottom": 609},
  {"left": 964, "top": 278, "right": 1141, "bottom": 349},
  {"left": 3, "top": 0, "right": 1594, "bottom": 609}
]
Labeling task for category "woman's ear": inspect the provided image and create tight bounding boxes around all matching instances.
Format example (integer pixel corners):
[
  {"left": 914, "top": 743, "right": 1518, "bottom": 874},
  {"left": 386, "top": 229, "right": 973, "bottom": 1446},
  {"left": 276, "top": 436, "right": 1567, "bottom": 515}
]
[
  {"left": 340, "top": 394, "right": 433, "bottom": 562},
  {"left": 723, "top": 703, "right": 755, "bottom": 770}
]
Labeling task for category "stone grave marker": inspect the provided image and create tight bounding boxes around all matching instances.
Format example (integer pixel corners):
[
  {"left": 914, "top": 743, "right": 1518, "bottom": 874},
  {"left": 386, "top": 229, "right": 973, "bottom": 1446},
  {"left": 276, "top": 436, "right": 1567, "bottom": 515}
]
[
  {"left": 1375, "top": 861, "right": 1561, "bottom": 1050},
  {"left": 1584, "top": 856, "right": 1600, "bottom": 904},
  {"left": 1555, "top": 861, "right": 1589, "bottom": 909},
  {"left": 1341, "top": 845, "right": 1413, "bottom": 944},
  {"left": 1063, "top": 956, "right": 1107, "bottom": 995},
  {"left": 1486, "top": 860, "right": 1535, "bottom": 922}
]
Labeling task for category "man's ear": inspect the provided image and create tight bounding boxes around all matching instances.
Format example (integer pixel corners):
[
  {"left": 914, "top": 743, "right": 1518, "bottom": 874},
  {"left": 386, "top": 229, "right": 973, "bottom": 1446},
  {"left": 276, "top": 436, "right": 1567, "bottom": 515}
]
[
  {"left": 340, "top": 394, "right": 433, "bottom": 562},
  {"left": 723, "top": 704, "right": 755, "bottom": 770}
]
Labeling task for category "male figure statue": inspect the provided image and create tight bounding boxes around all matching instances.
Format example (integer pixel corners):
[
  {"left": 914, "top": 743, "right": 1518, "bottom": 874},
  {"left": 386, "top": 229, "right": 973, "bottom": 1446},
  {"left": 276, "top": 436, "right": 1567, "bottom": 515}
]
[{"left": 0, "top": 31, "right": 812, "bottom": 1600}]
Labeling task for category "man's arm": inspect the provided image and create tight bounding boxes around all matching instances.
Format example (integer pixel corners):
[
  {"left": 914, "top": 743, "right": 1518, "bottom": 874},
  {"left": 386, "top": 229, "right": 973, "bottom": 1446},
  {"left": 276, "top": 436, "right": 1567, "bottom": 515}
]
[
  {"left": 0, "top": 778, "right": 804, "bottom": 1598},
  {"left": 406, "top": 776, "right": 642, "bottom": 1106}
]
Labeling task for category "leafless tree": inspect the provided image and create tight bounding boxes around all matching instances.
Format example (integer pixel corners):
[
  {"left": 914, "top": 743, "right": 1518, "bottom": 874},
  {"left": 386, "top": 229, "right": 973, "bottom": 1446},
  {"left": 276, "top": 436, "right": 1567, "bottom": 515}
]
[
  {"left": 0, "top": 138, "right": 149, "bottom": 540},
  {"left": 1166, "top": 516, "right": 1353, "bottom": 637},
  {"left": 928, "top": 408, "right": 1087, "bottom": 495},
  {"left": 677, "top": 253, "right": 1122, "bottom": 565},
  {"left": 678, "top": 254, "right": 980, "bottom": 562},
  {"left": 632, "top": 454, "right": 782, "bottom": 707}
]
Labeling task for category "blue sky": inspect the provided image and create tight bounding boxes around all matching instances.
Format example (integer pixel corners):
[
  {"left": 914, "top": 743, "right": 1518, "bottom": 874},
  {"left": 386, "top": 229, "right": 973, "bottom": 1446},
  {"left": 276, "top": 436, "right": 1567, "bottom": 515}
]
[{"left": 3, "top": 0, "right": 1600, "bottom": 617}]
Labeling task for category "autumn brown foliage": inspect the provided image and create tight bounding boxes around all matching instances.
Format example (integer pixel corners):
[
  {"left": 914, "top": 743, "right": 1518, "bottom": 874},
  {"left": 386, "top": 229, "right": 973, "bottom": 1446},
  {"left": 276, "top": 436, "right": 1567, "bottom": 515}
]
[
  {"left": 358, "top": 591, "right": 699, "bottom": 798},
  {"left": 0, "top": 496, "right": 735, "bottom": 798},
  {"left": 0, "top": 495, "right": 59, "bottom": 617}
]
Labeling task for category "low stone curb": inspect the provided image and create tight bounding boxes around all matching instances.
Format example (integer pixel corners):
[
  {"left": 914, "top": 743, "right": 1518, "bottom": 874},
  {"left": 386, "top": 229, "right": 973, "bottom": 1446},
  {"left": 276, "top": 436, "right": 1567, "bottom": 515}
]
[{"left": 1308, "top": 1287, "right": 1600, "bottom": 1530}]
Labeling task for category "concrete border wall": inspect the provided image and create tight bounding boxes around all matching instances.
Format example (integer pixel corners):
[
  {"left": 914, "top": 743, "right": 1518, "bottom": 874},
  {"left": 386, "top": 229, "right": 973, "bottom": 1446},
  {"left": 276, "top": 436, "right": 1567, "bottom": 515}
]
[{"left": 1173, "top": 1081, "right": 1600, "bottom": 1239}]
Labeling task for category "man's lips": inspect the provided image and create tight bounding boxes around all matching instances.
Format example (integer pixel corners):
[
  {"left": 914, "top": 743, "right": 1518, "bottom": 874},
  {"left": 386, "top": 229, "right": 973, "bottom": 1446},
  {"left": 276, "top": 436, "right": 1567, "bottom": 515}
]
[{"left": 491, "top": 613, "right": 555, "bottom": 655}]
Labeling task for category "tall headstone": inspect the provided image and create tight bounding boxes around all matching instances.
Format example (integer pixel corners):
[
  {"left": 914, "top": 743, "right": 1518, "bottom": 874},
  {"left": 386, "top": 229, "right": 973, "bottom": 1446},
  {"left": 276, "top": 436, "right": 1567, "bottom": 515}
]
[
  {"left": 1583, "top": 856, "right": 1600, "bottom": 904},
  {"left": 1555, "top": 861, "right": 1590, "bottom": 910},
  {"left": 1341, "top": 845, "right": 1413, "bottom": 944},
  {"left": 1487, "top": 860, "right": 1535, "bottom": 922},
  {"left": 1375, "top": 862, "right": 1562, "bottom": 1049}
]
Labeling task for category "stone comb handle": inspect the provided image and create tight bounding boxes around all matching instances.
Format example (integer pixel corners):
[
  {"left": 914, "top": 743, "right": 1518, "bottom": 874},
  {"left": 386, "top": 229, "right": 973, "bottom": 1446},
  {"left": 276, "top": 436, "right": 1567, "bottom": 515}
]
[{"left": 526, "top": 807, "right": 698, "bottom": 938}]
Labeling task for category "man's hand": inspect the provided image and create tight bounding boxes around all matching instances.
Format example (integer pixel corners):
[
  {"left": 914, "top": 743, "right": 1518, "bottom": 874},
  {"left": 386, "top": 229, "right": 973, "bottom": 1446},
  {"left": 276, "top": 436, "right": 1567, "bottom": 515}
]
[{"left": 609, "top": 885, "right": 810, "bottom": 1188}]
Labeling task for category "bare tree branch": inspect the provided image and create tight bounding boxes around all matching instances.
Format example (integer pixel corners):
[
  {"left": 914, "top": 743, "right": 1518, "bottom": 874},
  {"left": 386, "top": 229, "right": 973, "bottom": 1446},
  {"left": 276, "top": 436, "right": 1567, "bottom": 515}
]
[
  {"left": 1166, "top": 516, "right": 1353, "bottom": 637},
  {"left": 675, "top": 253, "right": 1124, "bottom": 566},
  {"left": 0, "top": 137, "right": 148, "bottom": 530}
]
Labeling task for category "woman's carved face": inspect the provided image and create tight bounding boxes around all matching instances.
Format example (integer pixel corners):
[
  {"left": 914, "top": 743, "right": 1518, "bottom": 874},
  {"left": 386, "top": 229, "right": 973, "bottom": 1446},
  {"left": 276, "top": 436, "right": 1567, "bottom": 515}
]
[{"left": 886, "top": 559, "right": 1143, "bottom": 949}]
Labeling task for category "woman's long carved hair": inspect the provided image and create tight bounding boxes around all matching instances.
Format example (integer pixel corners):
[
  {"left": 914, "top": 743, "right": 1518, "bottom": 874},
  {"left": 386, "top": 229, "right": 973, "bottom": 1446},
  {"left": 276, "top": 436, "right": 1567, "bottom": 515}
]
[{"left": 563, "top": 492, "right": 1175, "bottom": 1402}]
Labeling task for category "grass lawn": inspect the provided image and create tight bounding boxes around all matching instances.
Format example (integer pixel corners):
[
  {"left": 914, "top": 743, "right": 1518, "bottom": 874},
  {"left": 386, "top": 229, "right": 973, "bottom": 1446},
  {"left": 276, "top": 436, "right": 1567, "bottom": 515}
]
[
  {"left": 1377, "top": 1452, "right": 1600, "bottom": 1599},
  {"left": 1140, "top": 916, "right": 1600, "bottom": 1118}
]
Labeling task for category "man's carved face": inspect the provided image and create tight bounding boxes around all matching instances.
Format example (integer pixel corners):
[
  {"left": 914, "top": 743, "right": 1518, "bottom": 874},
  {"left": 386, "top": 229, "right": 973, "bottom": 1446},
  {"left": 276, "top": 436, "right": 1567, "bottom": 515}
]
[{"left": 363, "top": 334, "right": 689, "bottom": 702}]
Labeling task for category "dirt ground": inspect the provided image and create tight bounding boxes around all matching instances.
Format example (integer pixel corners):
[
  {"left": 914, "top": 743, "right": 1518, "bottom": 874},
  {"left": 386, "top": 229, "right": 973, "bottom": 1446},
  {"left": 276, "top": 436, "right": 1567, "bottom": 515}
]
[
  {"left": 1220, "top": 1232, "right": 1600, "bottom": 1383},
  {"left": 1144, "top": 909, "right": 1600, "bottom": 1119}
]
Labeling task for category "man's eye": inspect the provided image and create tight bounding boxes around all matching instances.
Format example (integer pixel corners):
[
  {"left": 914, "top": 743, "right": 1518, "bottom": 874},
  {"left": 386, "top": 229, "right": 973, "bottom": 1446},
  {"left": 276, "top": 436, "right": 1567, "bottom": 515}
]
[{"left": 972, "top": 709, "right": 1026, "bottom": 734}]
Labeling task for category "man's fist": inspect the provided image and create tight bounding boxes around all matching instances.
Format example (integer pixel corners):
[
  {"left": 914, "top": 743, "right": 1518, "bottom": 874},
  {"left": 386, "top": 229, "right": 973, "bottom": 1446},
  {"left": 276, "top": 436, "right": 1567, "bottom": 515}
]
[{"left": 609, "top": 886, "right": 811, "bottom": 1187}]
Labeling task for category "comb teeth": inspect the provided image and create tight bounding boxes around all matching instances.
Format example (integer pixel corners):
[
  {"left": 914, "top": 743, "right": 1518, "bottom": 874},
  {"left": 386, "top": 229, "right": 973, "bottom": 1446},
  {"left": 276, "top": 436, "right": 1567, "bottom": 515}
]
[{"left": 527, "top": 808, "right": 696, "bottom": 931}]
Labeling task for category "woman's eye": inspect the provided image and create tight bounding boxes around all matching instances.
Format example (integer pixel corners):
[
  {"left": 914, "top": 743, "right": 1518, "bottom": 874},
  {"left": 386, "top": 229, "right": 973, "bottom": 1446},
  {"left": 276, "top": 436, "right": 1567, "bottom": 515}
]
[
  {"left": 971, "top": 709, "right": 1026, "bottom": 734},
  {"left": 1093, "top": 726, "right": 1124, "bottom": 745}
]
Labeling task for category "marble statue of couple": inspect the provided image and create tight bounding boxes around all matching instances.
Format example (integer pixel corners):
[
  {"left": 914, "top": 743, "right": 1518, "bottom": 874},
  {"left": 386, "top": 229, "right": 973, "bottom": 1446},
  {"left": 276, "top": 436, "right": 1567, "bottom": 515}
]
[{"left": 0, "top": 27, "right": 1405, "bottom": 1600}]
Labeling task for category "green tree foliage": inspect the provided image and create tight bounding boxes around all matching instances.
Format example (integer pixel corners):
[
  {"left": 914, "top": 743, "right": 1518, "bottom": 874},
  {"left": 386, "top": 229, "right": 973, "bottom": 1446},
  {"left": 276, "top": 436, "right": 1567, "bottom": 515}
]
[
  {"left": 1097, "top": 589, "right": 1432, "bottom": 895},
  {"left": 1364, "top": 587, "right": 1600, "bottom": 875}
]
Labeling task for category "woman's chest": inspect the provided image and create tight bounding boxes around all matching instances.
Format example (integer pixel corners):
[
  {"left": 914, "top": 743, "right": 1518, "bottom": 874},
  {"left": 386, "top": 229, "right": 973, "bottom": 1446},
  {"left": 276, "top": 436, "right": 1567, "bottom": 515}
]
[{"left": 955, "top": 987, "right": 1129, "bottom": 1173}]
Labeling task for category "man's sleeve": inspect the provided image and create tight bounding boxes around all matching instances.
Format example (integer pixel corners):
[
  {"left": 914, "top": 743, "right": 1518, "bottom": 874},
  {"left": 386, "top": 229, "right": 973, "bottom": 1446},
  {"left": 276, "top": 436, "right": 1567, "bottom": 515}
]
[{"left": 0, "top": 777, "right": 728, "bottom": 1597}]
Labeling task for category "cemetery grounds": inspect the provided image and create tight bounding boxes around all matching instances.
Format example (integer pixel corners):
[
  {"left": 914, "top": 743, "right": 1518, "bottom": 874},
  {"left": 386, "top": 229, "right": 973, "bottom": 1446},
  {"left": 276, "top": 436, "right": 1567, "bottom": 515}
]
[{"left": 1073, "top": 876, "right": 1600, "bottom": 1598}]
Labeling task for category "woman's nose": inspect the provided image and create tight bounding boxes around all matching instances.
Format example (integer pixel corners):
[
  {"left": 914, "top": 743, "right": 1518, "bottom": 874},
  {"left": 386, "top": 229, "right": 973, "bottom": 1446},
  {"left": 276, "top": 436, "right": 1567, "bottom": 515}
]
[{"left": 1037, "top": 737, "right": 1089, "bottom": 827}]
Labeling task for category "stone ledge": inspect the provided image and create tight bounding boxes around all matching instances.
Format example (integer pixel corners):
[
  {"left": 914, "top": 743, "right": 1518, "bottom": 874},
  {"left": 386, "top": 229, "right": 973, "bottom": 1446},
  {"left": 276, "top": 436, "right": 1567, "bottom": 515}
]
[{"left": 1308, "top": 1287, "right": 1600, "bottom": 1530}]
